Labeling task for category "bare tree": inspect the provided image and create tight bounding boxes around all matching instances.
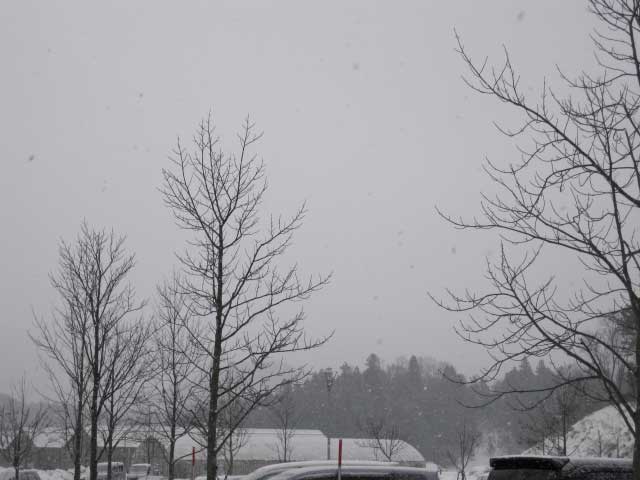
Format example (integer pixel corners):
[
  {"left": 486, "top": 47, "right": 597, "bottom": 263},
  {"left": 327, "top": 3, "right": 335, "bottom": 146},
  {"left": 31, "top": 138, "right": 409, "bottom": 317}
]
[
  {"left": 432, "top": 0, "right": 640, "bottom": 475},
  {"left": 358, "top": 416, "right": 406, "bottom": 462},
  {"left": 518, "top": 407, "right": 557, "bottom": 456},
  {"left": 219, "top": 395, "right": 249, "bottom": 475},
  {"left": 446, "top": 421, "right": 480, "bottom": 480},
  {"left": 0, "top": 378, "right": 50, "bottom": 480},
  {"left": 519, "top": 383, "right": 581, "bottom": 456},
  {"left": 270, "top": 384, "right": 299, "bottom": 463},
  {"left": 151, "top": 276, "right": 199, "bottom": 480},
  {"left": 161, "top": 115, "right": 331, "bottom": 480},
  {"left": 37, "top": 222, "right": 145, "bottom": 480},
  {"left": 100, "top": 320, "right": 152, "bottom": 480},
  {"left": 32, "top": 295, "right": 90, "bottom": 480}
]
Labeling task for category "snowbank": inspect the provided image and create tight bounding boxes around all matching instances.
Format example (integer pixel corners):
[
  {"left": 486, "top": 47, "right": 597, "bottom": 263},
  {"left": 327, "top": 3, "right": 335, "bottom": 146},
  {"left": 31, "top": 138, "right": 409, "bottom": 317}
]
[
  {"left": 0, "top": 467, "right": 73, "bottom": 480},
  {"left": 523, "top": 404, "right": 633, "bottom": 458}
]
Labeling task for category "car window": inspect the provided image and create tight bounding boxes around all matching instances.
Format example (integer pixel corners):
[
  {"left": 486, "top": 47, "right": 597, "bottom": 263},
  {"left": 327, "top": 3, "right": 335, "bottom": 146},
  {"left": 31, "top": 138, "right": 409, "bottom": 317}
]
[
  {"left": 301, "top": 473, "right": 388, "bottom": 480},
  {"left": 579, "top": 473, "right": 633, "bottom": 480},
  {"left": 343, "top": 475, "right": 389, "bottom": 480},
  {"left": 489, "top": 470, "right": 558, "bottom": 480},
  {"left": 393, "top": 473, "right": 438, "bottom": 480},
  {"left": 393, "top": 474, "right": 436, "bottom": 480},
  {"left": 260, "top": 472, "right": 286, "bottom": 480}
]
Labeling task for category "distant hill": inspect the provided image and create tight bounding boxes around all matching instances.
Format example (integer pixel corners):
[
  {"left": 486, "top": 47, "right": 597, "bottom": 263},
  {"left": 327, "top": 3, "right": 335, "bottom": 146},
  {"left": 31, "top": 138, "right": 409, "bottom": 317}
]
[{"left": 523, "top": 404, "right": 633, "bottom": 458}]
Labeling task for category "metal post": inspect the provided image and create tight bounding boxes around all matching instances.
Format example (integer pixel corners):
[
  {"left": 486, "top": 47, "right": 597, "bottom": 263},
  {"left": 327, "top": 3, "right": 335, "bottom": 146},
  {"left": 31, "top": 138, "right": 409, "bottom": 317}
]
[
  {"left": 337, "top": 439, "right": 343, "bottom": 480},
  {"left": 191, "top": 447, "right": 195, "bottom": 480},
  {"left": 327, "top": 437, "right": 331, "bottom": 460}
]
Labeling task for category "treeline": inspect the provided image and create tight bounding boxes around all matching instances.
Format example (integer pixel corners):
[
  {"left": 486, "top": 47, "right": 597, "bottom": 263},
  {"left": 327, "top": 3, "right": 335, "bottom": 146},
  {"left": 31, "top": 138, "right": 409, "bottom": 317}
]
[{"left": 247, "top": 354, "right": 605, "bottom": 463}]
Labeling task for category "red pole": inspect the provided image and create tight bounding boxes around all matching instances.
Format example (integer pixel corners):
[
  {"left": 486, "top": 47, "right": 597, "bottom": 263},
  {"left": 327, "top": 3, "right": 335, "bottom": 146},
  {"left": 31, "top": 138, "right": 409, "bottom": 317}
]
[
  {"left": 338, "top": 439, "right": 343, "bottom": 480},
  {"left": 191, "top": 447, "right": 195, "bottom": 480}
]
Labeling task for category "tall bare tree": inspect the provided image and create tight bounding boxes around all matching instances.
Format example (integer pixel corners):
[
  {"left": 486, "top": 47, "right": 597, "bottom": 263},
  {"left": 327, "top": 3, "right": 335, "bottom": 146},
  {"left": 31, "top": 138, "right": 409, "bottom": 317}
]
[
  {"left": 100, "top": 320, "right": 152, "bottom": 480},
  {"left": 151, "top": 276, "right": 199, "bottom": 480},
  {"left": 433, "top": 0, "right": 640, "bottom": 475},
  {"left": 446, "top": 421, "right": 480, "bottom": 480},
  {"left": 36, "top": 222, "right": 145, "bottom": 480},
  {"left": 0, "top": 378, "right": 50, "bottom": 480},
  {"left": 161, "top": 115, "right": 331, "bottom": 480},
  {"left": 518, "top": 383, "right": 581, "bottom": 456},
  {"left": 270, "top": 384, "right": 299, "bottom": 463},
  {"left": 32, "top": 295, "right": 90, "bottom": 480}
]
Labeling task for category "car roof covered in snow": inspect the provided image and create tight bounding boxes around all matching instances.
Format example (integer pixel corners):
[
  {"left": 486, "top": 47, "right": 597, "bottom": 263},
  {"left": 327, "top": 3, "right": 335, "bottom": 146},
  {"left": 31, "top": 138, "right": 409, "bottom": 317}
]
[
  {"left": 245, "top": 461, "right": 399, "bottom": 480},
  {"left": 270, "top": 465, "right": 438, "bottom": 480}
]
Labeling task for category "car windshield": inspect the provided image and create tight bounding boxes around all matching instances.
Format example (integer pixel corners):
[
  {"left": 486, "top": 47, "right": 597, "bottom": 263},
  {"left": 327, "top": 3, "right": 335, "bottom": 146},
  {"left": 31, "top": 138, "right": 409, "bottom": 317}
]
[
  {"left": 130, "top": 466, "right": 149, "bottom": 475},
  {"left": 245, "top": 467, "right": 289, "bottom": 480}
]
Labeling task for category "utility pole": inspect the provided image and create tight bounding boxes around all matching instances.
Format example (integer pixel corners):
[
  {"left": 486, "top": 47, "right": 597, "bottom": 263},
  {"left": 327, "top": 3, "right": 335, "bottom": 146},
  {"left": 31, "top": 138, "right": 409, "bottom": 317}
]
[{"left": 323, "top": 368, "right": 337, "bottom": 460}]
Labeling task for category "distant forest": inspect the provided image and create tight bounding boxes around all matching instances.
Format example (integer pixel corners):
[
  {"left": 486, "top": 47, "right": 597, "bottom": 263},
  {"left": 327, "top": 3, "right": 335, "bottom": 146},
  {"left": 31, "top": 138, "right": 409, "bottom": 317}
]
[{"left": 246, "top": 354, "right": 605, "bottom": 463}]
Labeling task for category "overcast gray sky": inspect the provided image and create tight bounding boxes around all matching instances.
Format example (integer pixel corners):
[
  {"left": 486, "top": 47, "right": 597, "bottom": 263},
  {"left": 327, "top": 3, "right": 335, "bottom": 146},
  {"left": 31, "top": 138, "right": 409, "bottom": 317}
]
[{"left": 0, "top": 1, "right": 597, "bottom": 388}]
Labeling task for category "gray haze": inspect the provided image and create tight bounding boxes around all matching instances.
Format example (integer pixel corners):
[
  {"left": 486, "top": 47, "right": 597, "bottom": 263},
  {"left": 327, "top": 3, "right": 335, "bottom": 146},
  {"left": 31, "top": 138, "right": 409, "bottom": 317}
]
[{"left": 0, "top": 1, "right": 596, "bottom": 388}]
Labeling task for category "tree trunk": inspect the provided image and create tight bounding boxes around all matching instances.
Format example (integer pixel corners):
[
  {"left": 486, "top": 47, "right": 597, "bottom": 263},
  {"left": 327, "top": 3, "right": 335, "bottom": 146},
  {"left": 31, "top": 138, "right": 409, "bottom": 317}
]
[
  {"left": 90, "top": 380, "right": 99, "bottom": 480},
  {"left": 207, "top": 342, "right": 222, "bottom": 480},
  {"left": 168, "top": 439, "right": 175, "bottom": 480},
  {"left": 90, "top": 315, "right": 100, "bottom": 480},
  {"left": 562, "top": 414, "right": 567, "bottom": 456},
  {"left": 74, "top": 394, "right": 84, "bottom": 480},
  {"left": 206, "top": 231, "right": 224, "bottom": 480},
  {"left": 14, "top": 463, "right": 20, "bottom": 480},
  {"left": 107, "top": 437, "right": 114, "bottom": 480},
  {"left": 634, "top": 303, "right": 640, "bottom": 479}
]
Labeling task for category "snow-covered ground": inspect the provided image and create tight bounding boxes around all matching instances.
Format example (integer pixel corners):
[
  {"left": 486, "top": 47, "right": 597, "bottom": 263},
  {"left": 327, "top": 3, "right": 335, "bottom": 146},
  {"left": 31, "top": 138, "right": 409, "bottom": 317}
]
[
  {"left": 522, "top": 404, "right": 633, "bottom": 458},
  {"left": 440, "top": 467, "right": 488, "bottom": 480},
  {"left": 0, "top": 467, "right": 73, "bottom": 480}
]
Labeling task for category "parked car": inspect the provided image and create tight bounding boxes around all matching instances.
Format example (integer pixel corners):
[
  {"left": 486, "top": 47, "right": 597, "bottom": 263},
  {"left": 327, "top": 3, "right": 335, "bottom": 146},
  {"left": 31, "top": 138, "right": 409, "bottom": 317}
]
[
  {"left": 128, "top": 464, "right": 152, "bottom": 480},
  {"left": 268, "top": 465, "right": 439, "bottom": 480},
  {"left": 488, "top": 456, "right": 633, "bottom": 480},
  {"left": 97, "top": 462, "right": 126, "bottom": 480},
  {"left": 245, "top": 461, "right": 400, "bottom": 480}
]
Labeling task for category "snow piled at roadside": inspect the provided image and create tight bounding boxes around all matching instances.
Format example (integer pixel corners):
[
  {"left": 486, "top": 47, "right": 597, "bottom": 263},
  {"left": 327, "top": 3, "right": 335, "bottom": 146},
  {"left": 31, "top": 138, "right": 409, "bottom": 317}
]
[
  {"left": 523, "top": 404, "right": 633, "bottom": 458},
  {"left": 0, "top": 467, "right": 73, "bottom": 480}
]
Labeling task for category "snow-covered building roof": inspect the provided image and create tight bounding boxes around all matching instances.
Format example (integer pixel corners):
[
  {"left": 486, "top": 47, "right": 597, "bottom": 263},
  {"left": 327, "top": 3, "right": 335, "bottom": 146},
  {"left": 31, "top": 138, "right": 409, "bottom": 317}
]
[
  {"left": 329, "top": 438, "right": 424, "bottom": 463},
  {"left": 235, "top": 429, "right": 327, "bottom": 461},
  {"left": 174, "top": 429, "right": 329, "bottom": 462}
]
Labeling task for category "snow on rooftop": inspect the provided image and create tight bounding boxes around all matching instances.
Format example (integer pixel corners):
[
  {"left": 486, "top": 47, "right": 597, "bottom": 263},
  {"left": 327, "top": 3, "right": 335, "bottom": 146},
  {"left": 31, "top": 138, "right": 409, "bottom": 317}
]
[
  {"left": 329, "top": 438, "right": 425, "bottom": 463},
  {"left": 235, "top": 429, "right": 327, "bottom": 461},
  {"left": 175, "top": 429, "right": 328, "bottom": 462}
]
